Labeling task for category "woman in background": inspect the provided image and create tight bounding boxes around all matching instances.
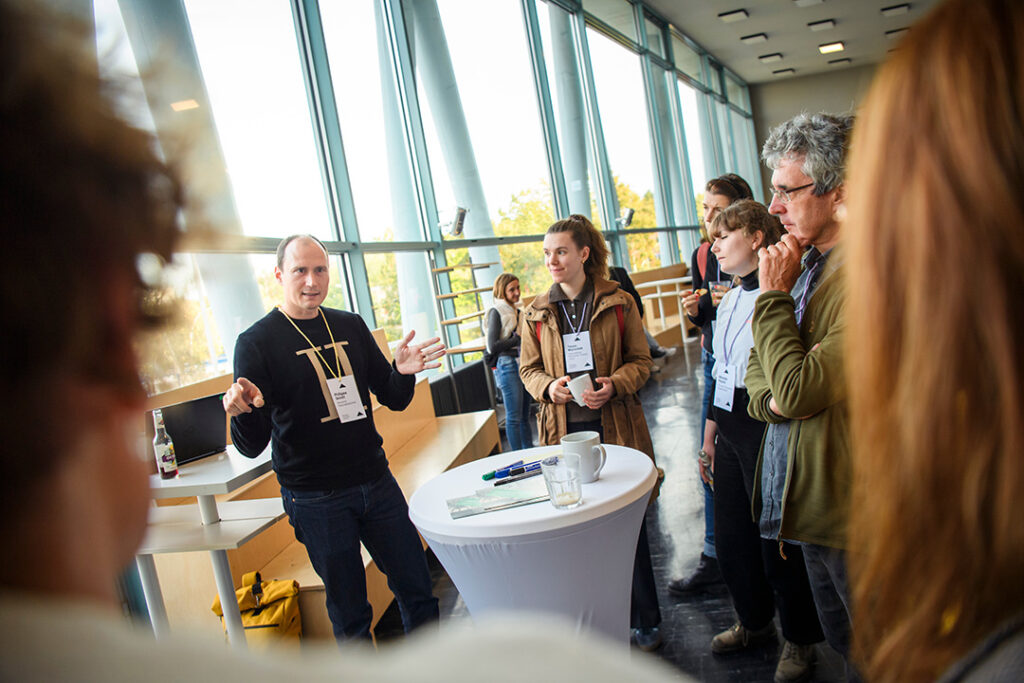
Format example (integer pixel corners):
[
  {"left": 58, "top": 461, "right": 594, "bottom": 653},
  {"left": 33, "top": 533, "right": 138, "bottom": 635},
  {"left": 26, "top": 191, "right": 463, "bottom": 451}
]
[
  {"left": 669, "top": 173, "right": 753, "bottom": 595},
  {"left": 485, "top": 273, "right": 533, "bottom": 451},
  {"left": 845, "top": 0, "right": 1024, "bottom": 680},
  {"left": 702, "top": 201, "right": 823, "bottom": 682},
  {"left": 520, "top": 214, "right": 662, "bottom": 651}
]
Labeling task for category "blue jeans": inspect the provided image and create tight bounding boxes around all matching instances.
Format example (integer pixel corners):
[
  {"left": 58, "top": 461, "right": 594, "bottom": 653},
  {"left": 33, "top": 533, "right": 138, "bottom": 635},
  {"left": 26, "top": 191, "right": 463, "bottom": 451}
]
[
  {"left": 700, "top": 348, "right": 717, "bottom": 559},
  {"left": 493, "top": 355, "right": 533, "bottom": 451},
  {"left": 280, "top": 470, "right": 439, "bottom": 641}
]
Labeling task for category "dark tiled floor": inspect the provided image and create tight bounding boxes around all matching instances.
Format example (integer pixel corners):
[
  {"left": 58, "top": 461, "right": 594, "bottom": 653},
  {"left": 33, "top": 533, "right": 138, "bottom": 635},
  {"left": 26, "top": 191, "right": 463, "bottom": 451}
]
[{"left": 378, "top": 341, "right": 846, "bottom": 682}]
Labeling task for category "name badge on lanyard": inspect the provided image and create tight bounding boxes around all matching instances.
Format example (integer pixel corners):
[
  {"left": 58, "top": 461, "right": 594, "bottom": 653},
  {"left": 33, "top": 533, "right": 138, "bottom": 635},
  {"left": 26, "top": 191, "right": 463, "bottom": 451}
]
[
  {"left": 326, "top": 375, "right": 367, "bottom": 423},
  {"left": 560, "top": 301, "right": 594, "bottom": 373},
  {"left": 713, "top": 365, "right": 736, "bottom": 412}
]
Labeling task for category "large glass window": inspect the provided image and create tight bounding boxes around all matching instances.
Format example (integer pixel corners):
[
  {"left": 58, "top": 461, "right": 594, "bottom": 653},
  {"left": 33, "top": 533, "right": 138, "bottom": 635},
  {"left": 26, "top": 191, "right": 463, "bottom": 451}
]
[
  {"left": 416, "top": 0, "right": 555, "bottom": 238},
  {"left": 730, "top": 109, "right": 764, "bottom": 201},
  {"left": 365, "top": 252, "right": 436, "bottom": 347},
  {"left": 320, "top": 0, "right": 421, "bottom": 242},
  {"left": 643, "top": 16, "right": 666, "bottom": 59},
  {"left": 671, "top": 35, "right": 702, "bottom": 83},
  {"left": 587, "top": 28, "right": 660, "bottom": 271},
  {"left": 183, "top": 0, "right": 333, "bottom": 240},
  {"left": 582, "top": 0, "right": 636, "bottom": 41},
  {"left": 725, "top": 72, "right": 750, "bottom": 113}
]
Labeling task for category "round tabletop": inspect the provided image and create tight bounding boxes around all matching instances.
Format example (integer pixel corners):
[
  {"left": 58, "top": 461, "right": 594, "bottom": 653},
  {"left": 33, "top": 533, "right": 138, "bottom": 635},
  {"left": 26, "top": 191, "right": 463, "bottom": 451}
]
[{"left": 409, "top": 444, "right": 656, "bottom": 540}]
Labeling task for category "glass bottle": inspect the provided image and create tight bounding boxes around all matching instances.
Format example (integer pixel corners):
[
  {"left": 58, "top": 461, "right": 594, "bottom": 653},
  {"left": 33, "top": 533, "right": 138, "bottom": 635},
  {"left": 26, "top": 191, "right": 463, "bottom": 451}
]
[{"left": 152, "top": 408, "right": 178, "bottom": 479}]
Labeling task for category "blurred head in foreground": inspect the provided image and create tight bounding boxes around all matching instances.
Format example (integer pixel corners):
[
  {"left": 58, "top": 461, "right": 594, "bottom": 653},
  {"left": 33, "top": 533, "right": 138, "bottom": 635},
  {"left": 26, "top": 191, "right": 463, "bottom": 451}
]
[
  {"left": 0, "top": 1, "right": 180, "bottom": 598},
  {"left": 845, "top": 0, "right": 1024, "bottom": 679}
]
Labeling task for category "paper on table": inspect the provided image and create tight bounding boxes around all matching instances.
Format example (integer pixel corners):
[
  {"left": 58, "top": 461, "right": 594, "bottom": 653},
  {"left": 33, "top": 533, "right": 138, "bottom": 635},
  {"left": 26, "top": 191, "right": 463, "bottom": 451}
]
[
  {"left": 446, "top": 476, "right": 550, "bottom": 519},
  {"left": 567, "top": 374, "right": 594, "bottom": 407}
]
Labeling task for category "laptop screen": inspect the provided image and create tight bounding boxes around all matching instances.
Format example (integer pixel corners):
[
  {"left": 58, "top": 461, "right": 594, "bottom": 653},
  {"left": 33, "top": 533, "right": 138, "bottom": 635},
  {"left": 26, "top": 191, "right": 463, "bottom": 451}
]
[{"left": 160, "top": 393, "right": 228, "bottom": 465}]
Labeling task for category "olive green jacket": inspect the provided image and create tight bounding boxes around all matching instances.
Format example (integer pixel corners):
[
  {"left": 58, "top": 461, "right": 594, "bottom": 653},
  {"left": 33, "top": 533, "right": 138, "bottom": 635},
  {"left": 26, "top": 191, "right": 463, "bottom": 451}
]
[{"left": 745, "top": 250, "right": 850, "bottom": 548}]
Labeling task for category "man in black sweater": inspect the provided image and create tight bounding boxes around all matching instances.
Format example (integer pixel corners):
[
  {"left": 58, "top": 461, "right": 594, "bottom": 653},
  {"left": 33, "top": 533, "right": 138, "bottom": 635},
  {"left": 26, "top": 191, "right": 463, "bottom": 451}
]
[{"left": 223, "top": 235, "right": 446, "bottom": 642}]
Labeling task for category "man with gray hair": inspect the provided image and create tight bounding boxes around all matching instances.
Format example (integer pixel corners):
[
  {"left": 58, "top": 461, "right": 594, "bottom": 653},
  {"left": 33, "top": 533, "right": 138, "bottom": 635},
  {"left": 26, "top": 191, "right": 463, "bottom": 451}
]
[{"left": 742, "top": 113, "right": 857, "bottom": 679}]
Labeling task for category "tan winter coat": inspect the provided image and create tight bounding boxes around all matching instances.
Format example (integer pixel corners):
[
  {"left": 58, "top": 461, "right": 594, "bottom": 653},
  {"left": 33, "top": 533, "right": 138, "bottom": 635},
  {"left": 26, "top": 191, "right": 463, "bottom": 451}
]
[{"left": 519, "top": 276, "right": 656, "bottom": 461}]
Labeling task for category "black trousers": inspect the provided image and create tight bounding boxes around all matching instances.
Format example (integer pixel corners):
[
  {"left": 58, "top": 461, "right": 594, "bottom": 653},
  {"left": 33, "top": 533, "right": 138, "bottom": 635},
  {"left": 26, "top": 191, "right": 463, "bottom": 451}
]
[
  {"left": 711, "top": 392, "right": 823, "bottom": 645},
  {"left": 568, "top": 420, "right": 661, "bottom": 629}
]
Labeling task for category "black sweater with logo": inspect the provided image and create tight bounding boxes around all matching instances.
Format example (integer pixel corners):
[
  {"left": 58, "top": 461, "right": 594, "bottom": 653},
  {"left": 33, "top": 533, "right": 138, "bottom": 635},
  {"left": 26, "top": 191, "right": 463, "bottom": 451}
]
[{"left": 230, "top": 308, "right": 415, "bottom": 491}]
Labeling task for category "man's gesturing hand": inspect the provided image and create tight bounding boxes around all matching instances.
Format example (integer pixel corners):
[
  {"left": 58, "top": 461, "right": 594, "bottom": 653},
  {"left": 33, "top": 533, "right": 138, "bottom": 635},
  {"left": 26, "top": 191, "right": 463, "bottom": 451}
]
[
  {"left": 223, "top": 377, "right": 265, "bottom": 417},
  {"left": 394, "top": 330, "right": 446, "bottom": 375}
]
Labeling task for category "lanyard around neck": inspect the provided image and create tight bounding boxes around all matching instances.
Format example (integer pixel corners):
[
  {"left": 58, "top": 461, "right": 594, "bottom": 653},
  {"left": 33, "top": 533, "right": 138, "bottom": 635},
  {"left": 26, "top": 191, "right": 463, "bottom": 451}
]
[
  {"left": 278, "top": 307, "right": 341, "bottom": 379},
  {"left": 559, "top": 301, "right": 588, "bottom": 337},
  {"left": 721, "top": 290, "right": 753, "bottom": 365}
]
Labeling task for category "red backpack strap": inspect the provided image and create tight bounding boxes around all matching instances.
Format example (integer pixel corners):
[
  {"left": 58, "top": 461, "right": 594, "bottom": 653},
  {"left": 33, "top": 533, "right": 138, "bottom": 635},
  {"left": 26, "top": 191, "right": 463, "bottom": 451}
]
[
  {"left": 615, "top": 304, "right": 624, "bottom": 339},
  {"left": 697, "top": 242, "right": 710, "bottom": 281}
]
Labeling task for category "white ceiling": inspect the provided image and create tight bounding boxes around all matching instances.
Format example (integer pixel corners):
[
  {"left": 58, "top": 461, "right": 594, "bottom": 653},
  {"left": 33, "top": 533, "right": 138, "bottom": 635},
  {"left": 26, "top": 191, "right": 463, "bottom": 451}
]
[{"left": 640, "top": 0, "right": 941, "bottom": 85}]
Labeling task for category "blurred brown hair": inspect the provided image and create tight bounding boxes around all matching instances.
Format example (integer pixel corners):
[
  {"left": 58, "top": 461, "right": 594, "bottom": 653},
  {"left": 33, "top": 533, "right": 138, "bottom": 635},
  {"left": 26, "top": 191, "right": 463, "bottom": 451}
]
[
  {"left": 844, "top": 0, "right": 1024, "bottom": 679},
  {"left": 709, "top": 199, "right": 783, "bottom": 248},
  {"left": 705, "top": 173, "right": 753, "bottom": 203},
  {"left": 0, "top": 2, "right": 180, "bottom": 514},
  {"left": 492, "top": 272, "right": 520, "bottom": 302},
  {"left": 546, "top": 214, "right": 609, "bottom": 280}
]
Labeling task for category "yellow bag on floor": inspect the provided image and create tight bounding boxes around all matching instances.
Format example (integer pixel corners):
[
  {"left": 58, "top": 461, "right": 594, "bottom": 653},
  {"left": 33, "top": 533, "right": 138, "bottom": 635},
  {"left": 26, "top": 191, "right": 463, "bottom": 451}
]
[{"left": 211, "top": 571, "right": 301, "bottom": 648}]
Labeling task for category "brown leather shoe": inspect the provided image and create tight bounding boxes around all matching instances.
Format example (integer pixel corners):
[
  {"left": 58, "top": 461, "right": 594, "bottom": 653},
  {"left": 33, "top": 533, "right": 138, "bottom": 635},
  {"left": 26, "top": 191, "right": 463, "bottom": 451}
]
[{"left": 711, "top": 621, "right": 777, "bottom": 654}]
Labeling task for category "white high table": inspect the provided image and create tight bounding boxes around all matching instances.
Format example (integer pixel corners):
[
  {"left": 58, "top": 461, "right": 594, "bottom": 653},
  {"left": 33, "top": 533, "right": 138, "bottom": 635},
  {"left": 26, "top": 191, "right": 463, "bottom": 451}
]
[
  {"left": 409, "top": 445, "right": 656, "bottom": 644},
  {"left": 136, "top": 444, "right": 282, "bottom": 649}
]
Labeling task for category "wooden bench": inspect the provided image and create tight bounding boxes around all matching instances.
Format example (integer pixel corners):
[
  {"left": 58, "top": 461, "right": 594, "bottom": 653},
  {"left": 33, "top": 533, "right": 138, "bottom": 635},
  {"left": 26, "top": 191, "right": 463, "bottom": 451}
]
[{"left": 147, "top": 330, "right": 500, "bottom": 643}]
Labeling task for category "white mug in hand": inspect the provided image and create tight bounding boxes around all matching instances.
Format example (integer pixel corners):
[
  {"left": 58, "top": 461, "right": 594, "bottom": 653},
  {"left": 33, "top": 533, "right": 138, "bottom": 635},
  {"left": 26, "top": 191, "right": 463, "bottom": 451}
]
[
  {"left": 560, "top": 431, "right": 607, "bottom": 484},
  {"left": 566, "top": 374, "right": 594, "bottom": 408}
]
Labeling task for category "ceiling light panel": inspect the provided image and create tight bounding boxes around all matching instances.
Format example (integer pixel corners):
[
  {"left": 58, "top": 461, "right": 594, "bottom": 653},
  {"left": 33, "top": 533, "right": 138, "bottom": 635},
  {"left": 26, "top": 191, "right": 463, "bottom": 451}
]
[
  {"left": 881, "top": 3, "right": 910, "bottom": 17},
  {"left": 828, "top": 58, "right": 851, "bottom": 66},
  {"left": 818, "top": 41, "right": 845, "bottom": 54},
  {"left": 773, "top": 68, "right": 795, "bottom": 76},
  {"left": 718, "top": 9, "right": 749, "bottom": 23},
  {"left": 886, "top": 27, "right": 909, "bottom": 39},
  {"left": 808, "top": 19, "right": 835, "bottom": 31},
  {"left": 759, "top": 53, "right": 783, "bottom": 63},
  {"left": 793, "top": 0, "right": 823, "bottom": 7},
  {"left": 741, "top": 33, "right": 767, "bottom": 44}
]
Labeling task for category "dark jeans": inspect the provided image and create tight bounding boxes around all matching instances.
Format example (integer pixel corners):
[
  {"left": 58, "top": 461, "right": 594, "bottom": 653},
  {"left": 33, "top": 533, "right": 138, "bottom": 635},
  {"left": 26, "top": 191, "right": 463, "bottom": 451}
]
[
  {"left": 493, "top": 355, "right": 533, "bottom": 451},
  {"left": 568, "top": 420, "right": 661, "bottom": 629},
  {"left": 712, "top": 392, "right": 823, "bottom": 645},
  {"left": 281, "top": 470, "right": 439, "bottom": 641},
  {"left": 802, "top": 543, "right": 856, "bottom": 667},
  {"left": 700, "top": 348, "right": 716, "bottom": 558}
]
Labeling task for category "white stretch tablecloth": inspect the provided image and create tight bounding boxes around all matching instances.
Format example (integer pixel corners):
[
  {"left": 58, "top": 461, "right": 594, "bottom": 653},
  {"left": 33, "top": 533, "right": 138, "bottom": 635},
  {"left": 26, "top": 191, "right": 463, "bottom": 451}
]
[{"left": 409, "top": 445, "right": 656, "bottom": 643}]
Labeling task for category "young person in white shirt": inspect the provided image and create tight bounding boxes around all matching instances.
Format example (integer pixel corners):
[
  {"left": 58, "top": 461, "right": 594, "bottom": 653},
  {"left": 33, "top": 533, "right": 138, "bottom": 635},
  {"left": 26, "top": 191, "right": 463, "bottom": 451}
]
[{"left": 702, "top": 200, "right": 824, "bottom": 683}]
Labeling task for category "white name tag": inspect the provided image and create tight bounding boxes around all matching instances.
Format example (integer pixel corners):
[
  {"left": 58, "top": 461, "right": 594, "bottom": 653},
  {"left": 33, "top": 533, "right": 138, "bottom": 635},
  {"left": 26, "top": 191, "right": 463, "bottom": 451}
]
[
  {"left": 713, "top": 365, "right": 736, "bottom": 412},
  {"left": 563, "top": 331, "right": 594, "bottom": 373},
  {"left": 326, "top": 375, "right": 367, "bottom": 423}
]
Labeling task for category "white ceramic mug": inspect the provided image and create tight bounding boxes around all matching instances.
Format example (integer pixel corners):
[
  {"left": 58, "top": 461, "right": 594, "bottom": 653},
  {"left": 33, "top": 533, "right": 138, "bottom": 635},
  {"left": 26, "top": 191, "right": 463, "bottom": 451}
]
[{"left": 560, "top": 431, "right": 607, "bottom": 484}]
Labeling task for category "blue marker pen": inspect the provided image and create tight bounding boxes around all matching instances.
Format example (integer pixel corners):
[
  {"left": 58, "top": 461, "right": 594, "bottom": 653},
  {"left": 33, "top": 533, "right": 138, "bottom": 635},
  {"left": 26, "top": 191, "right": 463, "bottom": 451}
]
[
  {"left": 493, "top": 460, "right": 542, "bottom": 480},
  {"left": 482, "top": 460, "right": 523, "bottom": 481}
]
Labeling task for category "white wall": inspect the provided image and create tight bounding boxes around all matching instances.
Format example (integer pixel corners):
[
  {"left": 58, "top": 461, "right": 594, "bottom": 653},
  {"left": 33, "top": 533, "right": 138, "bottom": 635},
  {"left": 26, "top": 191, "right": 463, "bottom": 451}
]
[{"left": 749, "top": 63, "right": 878, "bottom": 194}]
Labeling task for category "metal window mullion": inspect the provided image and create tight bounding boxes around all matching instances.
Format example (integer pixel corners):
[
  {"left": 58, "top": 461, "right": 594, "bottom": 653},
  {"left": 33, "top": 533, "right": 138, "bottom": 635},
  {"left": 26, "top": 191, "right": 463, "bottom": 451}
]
[
  {"left": 572, "top": 11, "right": 624, "bottom": 264},
  {"left": 291, "top": 0, "right": 376, "bottom": 323},
  {"left": 521, "top": 0, "right": 569, "bottom": 218},
  {"left": 381, "top": 0, "right": 458, "bottom": 349}
]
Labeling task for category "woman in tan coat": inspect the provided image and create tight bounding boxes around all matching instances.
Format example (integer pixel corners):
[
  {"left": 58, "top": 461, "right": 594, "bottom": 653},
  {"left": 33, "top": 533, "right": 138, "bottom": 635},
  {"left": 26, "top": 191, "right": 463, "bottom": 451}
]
[{"left": 519, "top": 214, "right": 662, "bottom": 651}]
